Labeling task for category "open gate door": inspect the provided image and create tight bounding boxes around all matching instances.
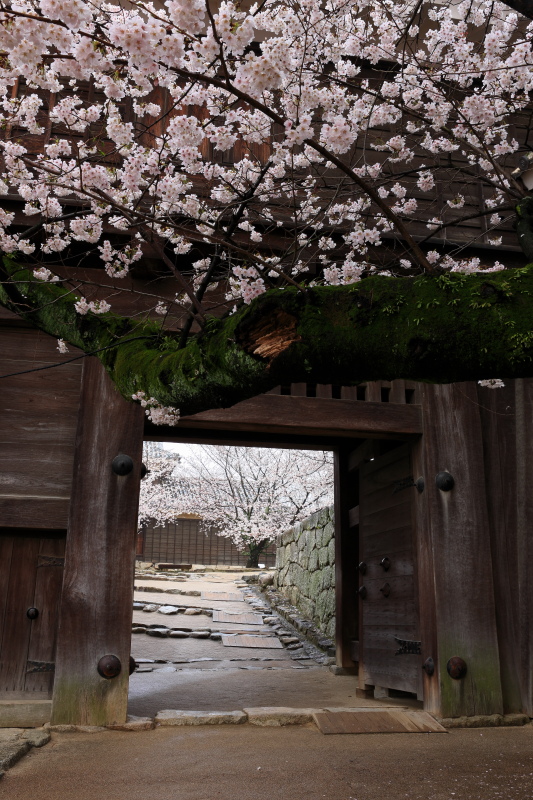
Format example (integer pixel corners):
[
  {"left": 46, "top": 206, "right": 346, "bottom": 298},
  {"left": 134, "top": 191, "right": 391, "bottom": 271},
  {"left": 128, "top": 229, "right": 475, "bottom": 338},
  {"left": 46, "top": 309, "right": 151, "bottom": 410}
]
[{"left": 358, "top": 444, "right": 422, "bottom": 698}]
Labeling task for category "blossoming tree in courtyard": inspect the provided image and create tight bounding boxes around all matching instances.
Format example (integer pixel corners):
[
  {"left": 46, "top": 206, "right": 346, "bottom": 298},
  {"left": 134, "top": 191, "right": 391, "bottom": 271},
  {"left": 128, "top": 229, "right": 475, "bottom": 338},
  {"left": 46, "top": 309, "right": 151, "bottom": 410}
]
[
  {"left": 169, "top": 445, "right": 334, "bottom": 567},
  {"left": 1, "top": 1, "right": 533, "bottom": 417}
]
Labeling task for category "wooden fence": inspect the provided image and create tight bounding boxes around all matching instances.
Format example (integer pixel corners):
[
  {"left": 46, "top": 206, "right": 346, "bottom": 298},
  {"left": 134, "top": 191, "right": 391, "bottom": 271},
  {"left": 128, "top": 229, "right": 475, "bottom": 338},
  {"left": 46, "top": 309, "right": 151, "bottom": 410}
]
[{"left": 138, "top": 518, "right": 276, "bottom": 567}]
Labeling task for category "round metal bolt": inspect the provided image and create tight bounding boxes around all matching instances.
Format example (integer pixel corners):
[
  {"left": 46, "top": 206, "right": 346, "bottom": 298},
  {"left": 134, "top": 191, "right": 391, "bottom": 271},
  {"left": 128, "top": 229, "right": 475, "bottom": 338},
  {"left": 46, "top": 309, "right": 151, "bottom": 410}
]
[
  {"left": 97, "top": 654, "right": 122, "bottom": 679},
  {"left": 422, "top": 657, "right": 435, "bottom": 677},
  {"left": 447, "top": 656, "right": 467, "bottom": 680},
  {"left": 111, "top": 454, "right": 134, "bottom": 476},
  {"left": 436, "top": 471, "right": 455, "bottom": 492}
]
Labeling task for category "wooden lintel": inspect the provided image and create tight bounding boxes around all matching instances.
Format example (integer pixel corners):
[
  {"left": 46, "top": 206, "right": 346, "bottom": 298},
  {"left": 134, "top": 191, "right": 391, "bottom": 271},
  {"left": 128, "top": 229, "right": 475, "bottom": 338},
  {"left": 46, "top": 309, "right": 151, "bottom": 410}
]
[
  {"left": 0, "top": 497, "right": 69, "bottom": 529},
  {"left": 167, "top": 395, "right": 422, "bottom": 440}
]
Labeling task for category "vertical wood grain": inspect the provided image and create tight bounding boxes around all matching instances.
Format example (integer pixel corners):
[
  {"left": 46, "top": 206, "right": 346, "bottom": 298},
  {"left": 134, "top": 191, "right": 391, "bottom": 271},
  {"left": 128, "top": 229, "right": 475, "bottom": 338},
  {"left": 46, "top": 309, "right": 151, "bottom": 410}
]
[
  {"left": 334, "top": 447, "right": 358, "bottom": 668},
  {"left": 411, "top": 434, "right": 440, "bottom": 713},
  {"left": 515, "top": 379, "right": 533, "bottom": 716},
  {"left": 358, "top": 444, "right": 420, "bottom": 696},
  {"left": 51, "top": 359, "right": 144, "bottom": 726},
  {"left": 0, "top": 535, "right": 14, "bottom": 665},
  {"left": 419, "top": 383, "right": 503, "bottom": 718},
  {"left": 476, "top": 382, "right": 522, "bottom": 713},
  {"left": 25, "top": 536, "right": 66, "bottom": 695},
  {"left": 0, "top": 536, "right": 40, "bottom": 691}
]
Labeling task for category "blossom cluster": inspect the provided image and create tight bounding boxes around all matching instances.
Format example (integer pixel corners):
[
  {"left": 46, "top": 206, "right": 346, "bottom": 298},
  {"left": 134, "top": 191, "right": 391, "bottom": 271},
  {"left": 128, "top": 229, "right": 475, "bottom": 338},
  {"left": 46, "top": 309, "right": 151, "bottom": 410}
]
[
  {"left": 131, "top": 391, "right": 180, "bottom": 426},
  {"left": 0, "top": 0, "right": 529, "bottom": 390}
]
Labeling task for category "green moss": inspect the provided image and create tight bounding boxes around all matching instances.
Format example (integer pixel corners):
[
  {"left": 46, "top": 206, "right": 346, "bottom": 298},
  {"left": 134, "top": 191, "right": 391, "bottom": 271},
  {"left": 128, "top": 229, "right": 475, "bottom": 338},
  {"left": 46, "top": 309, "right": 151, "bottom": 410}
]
[{"left": 3, "top": 256, "right": 533, "bottom": 418}]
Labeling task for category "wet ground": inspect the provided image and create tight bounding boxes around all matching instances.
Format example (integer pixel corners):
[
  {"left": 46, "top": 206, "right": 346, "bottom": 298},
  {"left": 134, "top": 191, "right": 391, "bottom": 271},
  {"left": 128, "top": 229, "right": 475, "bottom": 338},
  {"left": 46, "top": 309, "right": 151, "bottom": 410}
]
[{"left": 128, "top": 570, "right": 387, "bottom": 717}]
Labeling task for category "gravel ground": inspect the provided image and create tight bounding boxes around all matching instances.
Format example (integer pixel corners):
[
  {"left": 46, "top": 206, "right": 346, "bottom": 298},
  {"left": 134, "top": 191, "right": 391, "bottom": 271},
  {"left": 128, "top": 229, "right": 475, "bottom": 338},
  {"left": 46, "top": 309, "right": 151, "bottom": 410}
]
[{"left": 3, "top": 725, "right": 533, "bottom": 800}]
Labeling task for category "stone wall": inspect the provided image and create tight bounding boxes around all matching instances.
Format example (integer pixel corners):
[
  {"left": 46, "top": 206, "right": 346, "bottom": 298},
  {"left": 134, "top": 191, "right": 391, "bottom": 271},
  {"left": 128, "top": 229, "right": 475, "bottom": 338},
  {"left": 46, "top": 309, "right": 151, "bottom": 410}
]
[{"left": 273, "top": 506, "right": 335, "bottom": 640}]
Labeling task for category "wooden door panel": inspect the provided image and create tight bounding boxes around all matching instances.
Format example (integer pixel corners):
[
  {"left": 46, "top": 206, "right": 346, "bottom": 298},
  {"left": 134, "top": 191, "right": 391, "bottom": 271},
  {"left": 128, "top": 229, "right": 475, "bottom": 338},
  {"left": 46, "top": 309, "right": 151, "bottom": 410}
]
[
  {"left": 361, "top": 501, "right": 412, "bottom": 532},
  {"left": 360, "top": 487, "right": 414, "bottom": 515},
  {"left": 26, "top": 537, "right": 66, "bottom": 693},
  {"left": 363, "top": 551, "right": 414, "bottom": 579},
  {"left": 0, "top": 536, "right": 40, "bottom": 691},
  {"left": 0, "top": 532, "right": 64, "bottom": 696},
  {"left": 362, "top": 525, "right": 412, "bottom": 557},
  {"left": 359, "top": 444, "right": 420, "bottom": 695},
  {"left": 0, "top": 536, "right": 14, "bottom": 653}
]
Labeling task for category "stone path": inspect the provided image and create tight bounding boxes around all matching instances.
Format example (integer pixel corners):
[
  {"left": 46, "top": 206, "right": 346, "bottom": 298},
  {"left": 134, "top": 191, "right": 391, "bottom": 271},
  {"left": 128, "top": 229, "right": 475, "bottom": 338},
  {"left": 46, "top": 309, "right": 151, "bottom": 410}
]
[{"left": 128, "top": 568, "right": 358, "bottom": 717}]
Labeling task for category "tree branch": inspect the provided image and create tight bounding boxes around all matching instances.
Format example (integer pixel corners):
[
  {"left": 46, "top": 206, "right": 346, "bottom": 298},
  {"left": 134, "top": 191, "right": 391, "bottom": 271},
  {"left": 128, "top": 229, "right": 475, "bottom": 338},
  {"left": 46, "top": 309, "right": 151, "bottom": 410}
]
[{"left": 2, "top": 257, "right": 533, "bottom": 417}]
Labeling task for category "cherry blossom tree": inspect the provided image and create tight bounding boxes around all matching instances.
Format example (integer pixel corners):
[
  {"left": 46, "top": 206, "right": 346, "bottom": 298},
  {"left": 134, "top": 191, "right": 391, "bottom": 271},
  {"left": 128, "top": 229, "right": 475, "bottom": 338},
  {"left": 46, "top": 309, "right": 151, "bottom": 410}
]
[
  {"left": 159, "top": 445, "right": 334, "bottom": 567},
  {"left": 0, "top": 1, "right": 533, "bottom": 418},
  {"left": 138, "top": 441, "right": 183, "bottom": 525}
]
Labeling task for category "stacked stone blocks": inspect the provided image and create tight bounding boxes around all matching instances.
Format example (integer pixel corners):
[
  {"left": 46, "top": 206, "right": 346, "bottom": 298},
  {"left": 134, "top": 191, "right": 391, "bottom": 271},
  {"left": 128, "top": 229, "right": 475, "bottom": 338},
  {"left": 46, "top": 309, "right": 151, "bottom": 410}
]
[{"left": 274, "top": 506, "right": 335, "bottom": 640}]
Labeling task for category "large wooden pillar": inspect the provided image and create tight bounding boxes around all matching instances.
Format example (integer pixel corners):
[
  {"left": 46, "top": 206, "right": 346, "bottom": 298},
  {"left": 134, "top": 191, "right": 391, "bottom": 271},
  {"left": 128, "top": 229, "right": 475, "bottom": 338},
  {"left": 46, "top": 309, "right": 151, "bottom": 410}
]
[
  {"left": 417, "top": 383, "right": 503, "bottom": 718},
  {"left": 334, "top": 447, "right": 358, "bottom": 669},
  {"left": 515, "top": 379, "right": 533, "bottom": 716},
  {"left": 51, "top": 359, "right": 144, "bottom": 726},
  {"left": 477, "top": 381, "right": 523, "bottom": 714}
]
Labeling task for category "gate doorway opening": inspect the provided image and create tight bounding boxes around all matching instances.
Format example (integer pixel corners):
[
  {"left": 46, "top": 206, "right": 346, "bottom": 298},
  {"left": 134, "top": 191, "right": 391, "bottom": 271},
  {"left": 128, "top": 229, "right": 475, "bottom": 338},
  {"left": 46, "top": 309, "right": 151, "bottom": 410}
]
[{"left": 128, "top": 419, "right": 424, "bottom": 718}]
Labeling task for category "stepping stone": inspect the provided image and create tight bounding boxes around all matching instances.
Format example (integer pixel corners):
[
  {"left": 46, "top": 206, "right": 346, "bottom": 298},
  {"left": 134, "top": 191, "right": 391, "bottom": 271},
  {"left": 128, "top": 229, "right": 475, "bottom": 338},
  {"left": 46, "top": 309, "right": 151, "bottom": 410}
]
[
  {"left": 169, "top": 631, "right": 189, "bottom": 638},
  {"left": 210, "top": 633, "right": 222, "bottom": 640},
  {"left": 202, "top": 591, "right": 243, "bottom": 602},
  {"left": 184, "top": 608, "right": 202, "bottom": 615},
  {"left": 158, "top": 606, "right": 179, "bottom": 614},
  {"left": 312, "top": 710, "right": 448, "bottom": 735},
  {"left": 142, "top": 604, "right": 159, "bottom": 612},
  {"left": 221, "top": 634, "right": 284, "bottom": 649},
  {"left": 279, "top": 637, "right": 300, "bottom": 645},
  {"left": 146, "top": 628, "right": 169, "bottom": 637},
  {"left": 133, "top": 602, "right": 145, "bottom": 610},
  {"left": 107, "top": 716, "right": 155, "bottom": 732},
  {"left": 244, "top": 707, "right": 319, "bottom": 726},
  {"left": 156, "top": 710, "right": 246, "bottom": 726},
  {"left": 212, "top": 611, "right": 263, "bottom": 625},
  {"left": 190, "top": 631, "right": 210, "bottom": 638},
  {"left": 132, "top": 627, "right": 147, "bottom": 634}
]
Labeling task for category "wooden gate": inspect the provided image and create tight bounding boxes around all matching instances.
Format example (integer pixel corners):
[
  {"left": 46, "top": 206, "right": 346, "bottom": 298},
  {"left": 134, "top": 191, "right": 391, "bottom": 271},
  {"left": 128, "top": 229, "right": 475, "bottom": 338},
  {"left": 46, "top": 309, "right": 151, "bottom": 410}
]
[
  {"left": 358, "top": 444, "right": 421, "bottom": 697},
  {"left": 0, "top": 530, "right": 65, "bottom": 697}
]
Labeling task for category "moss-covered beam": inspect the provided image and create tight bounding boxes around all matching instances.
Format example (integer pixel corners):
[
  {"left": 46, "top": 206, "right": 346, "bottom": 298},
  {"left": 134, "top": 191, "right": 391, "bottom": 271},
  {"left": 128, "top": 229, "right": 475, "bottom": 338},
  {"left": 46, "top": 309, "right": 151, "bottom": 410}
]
[{"left": 2, "top": 257, "right": 533, "bottom": 416}]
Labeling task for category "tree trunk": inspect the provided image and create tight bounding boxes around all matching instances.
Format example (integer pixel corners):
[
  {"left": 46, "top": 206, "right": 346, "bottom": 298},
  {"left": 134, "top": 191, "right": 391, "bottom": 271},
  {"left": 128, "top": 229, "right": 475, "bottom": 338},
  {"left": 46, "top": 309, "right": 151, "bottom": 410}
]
[
  {"left": 2, "top": 257, "right": 533, "bottom": 416},
  {"left": 245, "top": 539, "right": 270, "bottom": 568}
]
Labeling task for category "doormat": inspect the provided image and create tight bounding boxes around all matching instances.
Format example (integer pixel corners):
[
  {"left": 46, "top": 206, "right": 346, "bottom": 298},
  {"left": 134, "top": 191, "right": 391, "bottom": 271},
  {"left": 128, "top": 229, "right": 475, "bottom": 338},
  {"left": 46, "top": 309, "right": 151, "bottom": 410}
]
[
  {"left": 213, "top": 610, "right": 264, "bottom": 624},
  {"left": 313, "top": 709, "right": 447, "bottom": 735},
  {"left": 202, "top": 591, "right": 243, "bottom": 602},
  {"left": 221, "top": 634, "right": 284, "bottom": 649}
]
